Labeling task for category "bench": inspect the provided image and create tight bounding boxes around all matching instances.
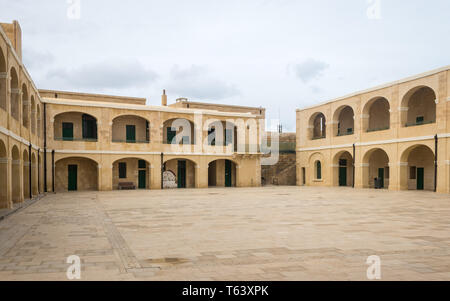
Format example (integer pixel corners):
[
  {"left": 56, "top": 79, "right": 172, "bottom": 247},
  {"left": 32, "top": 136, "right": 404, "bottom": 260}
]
[{"left": 118, "top": 182, "right": 136, "bottom": 190}]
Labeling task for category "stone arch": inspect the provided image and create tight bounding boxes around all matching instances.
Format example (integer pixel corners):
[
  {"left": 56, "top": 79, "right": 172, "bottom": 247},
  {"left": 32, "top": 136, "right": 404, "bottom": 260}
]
[
  {"left": 400, "top": 144, "right": 435, "bottom": 191},
  {"left": 205, "top": 119, "right": 237, "bottom": 147},
  {"left": 0, "top": 47, "right": 6, "bottom": 111},
  {"left": 0, "top": 139, "right": 7, "bottom": 208},
  {"left": 163, "top": 158, "right": 197, "bottom": 188},
  {"left": 53, "top": 111, "right": 98, "bottom": 141},
  {"left": 333, "top": 105, "right": 355, "bottom": 136},
  {"left": 362, "top": 148, "right": 390, "bottom": 189},
  {"left": 208, "top": 159, "right": 237, "bottom": 187},
  {"left": 23, "top": 149, "right": 29, "bottom": 200},
  {"left": 112, "top": 157, "right": 151, "bottom": 190},
  {"left": 55, "top": 157, "right": 99, "bottom": 192},
  {"left": 11, "top": 145, "right": 21, "bottom": 203},
  {"left": 332, "top": 150, "right": 354, "bottom": 187},
  {"left": 111, "top": 114, "right": 150, "bottom": 143},
  {"left": 401, "top": 86, "right": 437, "bottom": 127},
  {"left": 308, "top": 112, "right": 326, "bottom": 140},
  {"left": 163, "top": 118, "right": 195, "bottom": 145},
  {"left": 363, "top": 97, "right": 390, "bottom": 132},
  {"left": 308, "top": 152, "right": 325, "bottom": 182},
  {"left": 10, "top": 67, "right": 19, "bottom": 120}
]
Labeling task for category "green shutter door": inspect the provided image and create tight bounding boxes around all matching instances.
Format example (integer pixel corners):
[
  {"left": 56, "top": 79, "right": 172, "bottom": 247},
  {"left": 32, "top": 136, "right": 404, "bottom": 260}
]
[
  {"left": 225, "top": 160, "right": 232, "bottom": 187},
  {"left": 126, "top": 125, "right": 136, "bottom": 143},
  {"left": 339, "top": 167, "right": 347, "bottom": 186},
  {"left": 68, "top": 165, "right": 77, "bottom": 191},
  {"left": 178, "top": 161, "right": 186, "bottom": 188},
  {"left": 62, "top": 123, "right": 73, "bottom": 141},
  {"left": 378, "top": 168, "right": 384, "bottom": 188},
  {"left": 138, "top": 170, "right": 146, "bottom": 189},
  {"left": 417, "top": 168, "right": 424, "bottom": 190}
]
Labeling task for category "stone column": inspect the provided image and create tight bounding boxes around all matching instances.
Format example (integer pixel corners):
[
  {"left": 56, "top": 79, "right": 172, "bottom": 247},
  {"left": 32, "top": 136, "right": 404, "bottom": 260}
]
[{"left": 195, "top": 164, "right": 208, "bottom": 188}]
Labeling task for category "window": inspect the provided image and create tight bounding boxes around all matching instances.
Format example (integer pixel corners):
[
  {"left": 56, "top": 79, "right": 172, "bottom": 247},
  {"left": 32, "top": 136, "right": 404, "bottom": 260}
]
[
  {"left": 167, "top": 127, "right": 176, "bottom": 144},
  {"left": 339, "top": 159, "right": 347, "bottom": 167},
  {"left": 126, "top": 125, "right": 136, "bottom": 142},
  {"left": 316, "top": 161, "right": 322, "bottom": 180},
  {"left": 62, "top": 122, "right": 73, "bottom": 140},
  {"left": 182, "top": 136, "right": 190, "bottom": 145},
  {"left": 138, "top": 160, "right": 146, "bottom": 169},
  {"left": 208, "top": 128, "right": 216, "bottom": 146},
  {"left": 410, "top": 166, "right": 417, "bottom": 179},
  {"left": 82, "top": 114, "right": 97, "bottom": 140},
  {"left": 119, "top": 163, "right": 127, "bottom": 179},
  {"left": 146, "top": 121, "right": 150, "bottom": 142},
  {"left": 225, "top": 129, "right": 233, "bottom": 146},
  {"left": 416, "top": 116, "right": 424, "bottom": 125}
]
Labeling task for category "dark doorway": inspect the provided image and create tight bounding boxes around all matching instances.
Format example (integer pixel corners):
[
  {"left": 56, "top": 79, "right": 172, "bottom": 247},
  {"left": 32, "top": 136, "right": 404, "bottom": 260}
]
[
  {"left": 378, "top": 168, "right": 384, "bottom": 188},
  {"left": 302, "top": 168, "right": 306, "bottom": 185},
  {"left": 68, "top": 165, "right": 77, "bottom": 191},
  {"left": 339, "top": 167, "right": 347, "bottom": 186},
  {"left": 417, "top": 168, "right": 424, "bottom": 190},
  {"left": 126, "top": 125, "right": 136, "bottom": 143},
  {"left": 138, "top": 170, "right": 146, "bottom": 189},
  {"left": 225, "top": 160, "right": 232, "bottom": 187},
  {"left": 178, "top": 160, "right": 186, "bottom": 188}
]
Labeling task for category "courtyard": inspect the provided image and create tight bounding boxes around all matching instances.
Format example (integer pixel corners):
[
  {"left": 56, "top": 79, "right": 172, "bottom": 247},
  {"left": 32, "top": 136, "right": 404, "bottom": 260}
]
[{"left": 0, "top": 186, "right": 449, "bottom": 281}]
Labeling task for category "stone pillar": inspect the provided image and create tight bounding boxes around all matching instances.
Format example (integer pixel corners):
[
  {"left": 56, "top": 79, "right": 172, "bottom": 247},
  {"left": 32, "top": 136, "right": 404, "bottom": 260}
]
[{"left": 195, "top": 164, "right": 208, "bottom": 188}]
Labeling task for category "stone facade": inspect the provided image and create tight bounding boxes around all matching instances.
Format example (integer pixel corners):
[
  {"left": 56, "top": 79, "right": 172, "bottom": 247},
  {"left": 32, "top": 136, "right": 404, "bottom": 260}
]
[
  {"left": 296, "top": 66, "right": 450, "bottom": 193},
  {"left": 0, "top": 21, "right": 263, "bottom": 209}
]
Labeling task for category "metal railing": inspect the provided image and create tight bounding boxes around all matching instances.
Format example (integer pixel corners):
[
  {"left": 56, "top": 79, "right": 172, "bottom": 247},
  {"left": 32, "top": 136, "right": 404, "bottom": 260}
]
[
  {"left": 337, "top": 130, "right": 354, "bottom": 137},
  {"left": 54, "top": 137, "right": 98, "bottom": 142}
]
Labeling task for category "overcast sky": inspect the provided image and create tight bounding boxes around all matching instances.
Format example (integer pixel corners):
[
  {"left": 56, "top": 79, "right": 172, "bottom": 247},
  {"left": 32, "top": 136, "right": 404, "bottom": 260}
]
[{"left": 1, "top": 0, "right": 449, "bottom": 131}]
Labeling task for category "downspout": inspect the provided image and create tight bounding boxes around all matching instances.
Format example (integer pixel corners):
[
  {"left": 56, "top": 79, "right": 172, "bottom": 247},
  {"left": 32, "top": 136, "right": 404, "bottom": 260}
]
[
  {"left": 434, "top": 134, "right": 438, "bottom": 192},
  {"left": 38, "top": 148, "right": 40, "bottom": 194},
  {"left": 52, "top": 150, "right": 55, "bottom": 193},
  {"left": 352, "top": 143, "right": 356, "bottom": 188},
  {"left": 161, "top": 152, "right": 164, "bottom": 190},
  {"left": 44, "top": 103, "right": 47, "bottom": 192},
  {"left": 29, "top": 143, "right": 32, "bottom": 199}
]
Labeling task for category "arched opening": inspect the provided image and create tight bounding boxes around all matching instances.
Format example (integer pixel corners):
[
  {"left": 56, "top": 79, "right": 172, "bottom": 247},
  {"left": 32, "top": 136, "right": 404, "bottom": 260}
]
[
  {"left": 112, "top": 115, "right": 150, "bottom": 144},
  {"left": 333, "top": 151, "right": 353, "bottom": 187},
  {"left": 112, "top": 158, "right": 150, "bottom": 190},
  {"left": 53, "top": 112, "right": 98, "bottom": 142},
  {"left": 10, "top": 67, "right": 19, "bottom": 121},
  {"left": 31, "top": 153, "right": 38, "bottom": 196},
  {"left": 0, "top": 48, "right": 6, "bottom": 111},
  {"left": 31, "top": 96, "right": 36, "bottom": 134},
  {"left": 163, "top": 159, "right": 196, "bottom": 188},
  {"left": 364, "top": 97, "right": 390, "bottom": 132},
  {"left": 22, "top": 84, "right": 29, "bottom": 128},
  {"left": 163, "top": 118, "right": 195, "bottom": 145},
  {"left": 315, "top": 160, "right": 322, "bottom": 180},
  {"left": 0, "top": 139, "right": 7, "bottom": 208},
  {"left": 23, "top": 149, "right": 30, "bottom": 200},
  {"left": 334, "top": 106, "right": 354, "bottom": 136},
  {"left": 401, "top": 145, "right": 435, "bottom": 191},
  {"left": 11, "top": 146, "right": 21, "bottom": 203},
  {"left": 206, "top": 120, "right": 237, "bottom": 147},
  {"left": 208, "top": 159, "right": 237, "bottom": 187},
  {"left": 363, "top": 148, "right": 390, "bottom": 189},
  {"left": 55, "top": 157, "right": 98, "bottom": 192},
  {"left": 309, "top": 113, "right": 326, "bottom": 140},
  {"left": 36, "top": 104, "right": 41, "bottom": 138},
  {"left": 402, "top": 86, "right": 436, "bottom": 127}
]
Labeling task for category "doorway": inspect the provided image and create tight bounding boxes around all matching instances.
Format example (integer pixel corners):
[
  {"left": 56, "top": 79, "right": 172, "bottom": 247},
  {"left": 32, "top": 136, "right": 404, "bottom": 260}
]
[
  {"left": 378, "top": 168, "right": 384, "bottom": 188},
  {"left": 225, "top": 160, "right": 232, "bottom": 187},
  {"left": 178, "top": 160, "right": 186, "bottom": 188},
  {"left": 68, "top": 165, "right": 77, "bottom": 191},
  {"left": 138, "top": 170, "right": 146, "bottom": 189},
  {"left": 417, "top": 168, "right": 424, "bottom": 190}
]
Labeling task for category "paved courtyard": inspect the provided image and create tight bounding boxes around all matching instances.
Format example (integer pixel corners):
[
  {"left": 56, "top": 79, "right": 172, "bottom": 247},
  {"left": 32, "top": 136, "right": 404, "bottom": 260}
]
[{"left": 0, "top": 186, "right": 449, "bottom": 281}]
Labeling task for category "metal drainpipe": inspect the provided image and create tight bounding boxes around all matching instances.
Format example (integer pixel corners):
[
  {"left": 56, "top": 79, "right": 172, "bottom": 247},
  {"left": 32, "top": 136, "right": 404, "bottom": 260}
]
[
  {"left": 44, "top": 103, "right": 47, "bottom": 192},
  {"left": 434, "top": 134, "right": 438, "bottom": 192},
  {"left": 52, "top": 150, "right": 55, "bottom": 193},
  {"left": 161, "top": 153, "right": 164, "bottom": 190},
  {"left": 352, "top": 144, "right": 356, "bottom": 188},
  {"left": 29, "top": 143, "right": 32, "bottom": 199},
  {"left": 38, "top": 148, "right": 40, "bottom": 194}
]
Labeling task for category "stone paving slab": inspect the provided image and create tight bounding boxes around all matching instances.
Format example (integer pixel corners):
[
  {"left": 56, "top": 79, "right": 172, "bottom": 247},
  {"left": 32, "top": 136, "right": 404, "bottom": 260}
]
[{"left": 0, "top": 187, "right": 449, "bottom": 281}]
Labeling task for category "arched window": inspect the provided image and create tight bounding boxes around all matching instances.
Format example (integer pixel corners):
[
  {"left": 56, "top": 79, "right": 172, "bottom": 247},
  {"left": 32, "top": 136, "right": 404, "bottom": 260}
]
[{"left": 315, "top": 161, "right": 322, "bottom": 180}]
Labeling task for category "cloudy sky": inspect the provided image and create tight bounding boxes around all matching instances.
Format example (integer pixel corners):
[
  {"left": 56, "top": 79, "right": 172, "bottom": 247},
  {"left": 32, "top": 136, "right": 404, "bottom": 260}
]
[{"left": 1, "top": 0, "right": 449, "bottom": 131}]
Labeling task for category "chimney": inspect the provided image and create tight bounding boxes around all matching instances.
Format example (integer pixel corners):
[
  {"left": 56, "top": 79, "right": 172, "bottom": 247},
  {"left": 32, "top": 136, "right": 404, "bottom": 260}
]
[{"left": 161, "top": 89, "right": 167, "bottom": 106}]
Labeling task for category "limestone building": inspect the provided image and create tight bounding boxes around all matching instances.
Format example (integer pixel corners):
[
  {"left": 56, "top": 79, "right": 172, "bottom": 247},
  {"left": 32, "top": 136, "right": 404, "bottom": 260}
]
[
  {"left": 0, "top": 21, "right": 264, "bottom": 209},
  {"left": 296, "top": 66, "right": 450, "bottom": 193}
]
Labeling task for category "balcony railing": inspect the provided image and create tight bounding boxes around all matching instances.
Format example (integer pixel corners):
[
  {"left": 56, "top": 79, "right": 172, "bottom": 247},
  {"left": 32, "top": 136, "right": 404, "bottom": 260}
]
[
  {"left": 405, "top": 120, "right": 435, "bottom": 127},
  {"left": 54, "top": 137, "right": 98, "bottom": 142},
  {"left": 112, "top": 139, "right": 150, "bottom": 144},
  {"left": 367, "top": 126, "right": 390, "bottom": 133},
  {"left": 337, "top": 130, "right": 354, "bottom": 137}
]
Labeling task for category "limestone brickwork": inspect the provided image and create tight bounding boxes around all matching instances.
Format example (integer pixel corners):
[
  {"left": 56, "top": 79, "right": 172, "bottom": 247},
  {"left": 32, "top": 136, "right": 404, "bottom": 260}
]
[{"left": 296, "top": 66, "right": 450, "bottom": 193}]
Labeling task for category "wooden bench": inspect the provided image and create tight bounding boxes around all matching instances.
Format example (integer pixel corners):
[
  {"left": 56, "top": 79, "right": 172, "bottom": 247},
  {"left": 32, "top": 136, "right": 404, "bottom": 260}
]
[{"left": 118, "top": 182, "right": 136, "bottom": 190}]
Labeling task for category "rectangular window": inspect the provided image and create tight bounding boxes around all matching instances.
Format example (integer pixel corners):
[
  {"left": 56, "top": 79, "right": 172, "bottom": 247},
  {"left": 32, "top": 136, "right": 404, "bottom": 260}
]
[
  {"left": 225, "top": 129, "right": 233, "bottom": 146},
  {"left": 416, "top": 116, "right": 424, "bottom": 125},
  {"left": 82, "top": 114, "right": 97, "bottom": 140},
  {"left": 167, "top": 127, "right": 176, "bottom": 144},
  {"left": 138, "top": 160, "right": 146, "bottom": 169},
  {"left": 146, "top": 121, "right": 150, "bottom": 142},
  {"left": 126, "top": 125, "right": 136, "bottom": 142},
  {"left": 62, "top": 122, "right": 73, "bottom": 140},
  {"left": 410, "top": 166, "right": 417, "bottom": 179},
  {"left": 119, "top": 163, "right": 127, "bottom": 179},
  {"left": 208, "top": 128, "right": 216, "bottom": 146}
]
